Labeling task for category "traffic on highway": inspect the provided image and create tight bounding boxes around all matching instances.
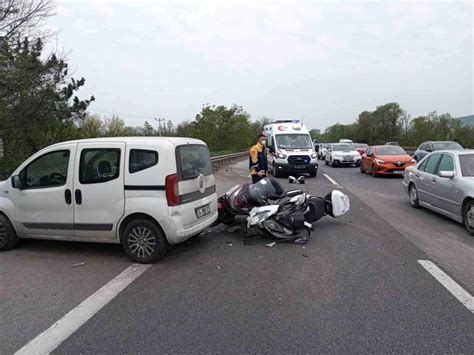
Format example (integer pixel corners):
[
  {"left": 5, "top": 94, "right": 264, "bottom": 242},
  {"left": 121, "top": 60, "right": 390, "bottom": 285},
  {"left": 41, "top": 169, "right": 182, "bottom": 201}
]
[
  {"left": 1, "top": 134, "right": 473, "bottom": 353},
  {"left": 1, "top": 0, "right": 473, "bottom": 354}
]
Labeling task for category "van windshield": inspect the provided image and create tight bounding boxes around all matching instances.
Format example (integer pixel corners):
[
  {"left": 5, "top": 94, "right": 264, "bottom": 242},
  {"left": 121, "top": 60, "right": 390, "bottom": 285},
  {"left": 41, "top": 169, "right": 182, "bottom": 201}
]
[
  {"left": 275, "top": 134, "right": 312, "bottom": 149},
  {"left": 176, "top": 144, "right": 212, "bottom": 180}
]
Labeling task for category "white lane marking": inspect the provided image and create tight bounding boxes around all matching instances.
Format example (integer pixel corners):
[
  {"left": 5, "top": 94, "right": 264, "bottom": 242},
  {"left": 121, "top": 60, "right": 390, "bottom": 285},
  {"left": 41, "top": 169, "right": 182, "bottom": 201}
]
[
  {"left": 418, "top": 260, "right": 474, "bottom": 313},
  {"left": 323, "top": 173, "right": 341, "bottom": 186},
  {"left": 15, "top": 264, "right": 151, "bottom": 355}
]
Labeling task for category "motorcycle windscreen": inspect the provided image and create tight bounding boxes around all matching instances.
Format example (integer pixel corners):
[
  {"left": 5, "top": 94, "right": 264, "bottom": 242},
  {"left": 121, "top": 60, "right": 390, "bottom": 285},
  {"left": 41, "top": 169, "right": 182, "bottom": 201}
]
[{"left": 331, "top": 190, "right": 350, "bottom": 217}]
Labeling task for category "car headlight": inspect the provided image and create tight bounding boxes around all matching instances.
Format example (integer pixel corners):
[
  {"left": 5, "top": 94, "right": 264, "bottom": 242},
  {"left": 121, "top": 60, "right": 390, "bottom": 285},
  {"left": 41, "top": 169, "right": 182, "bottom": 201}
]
[
  {"left": 410, "top": 159, "right": 416, "bottom": 163},
  {"left": 334, "top": 154, "right": 342, "bottom": 159},
  {"left": 277, "top": 152, "right": 287, "bottom": 159},
  {"left": 311, "top": 153, "right": 317, "bottom": 159},
  {"left": 375, "top": 159, "right": 386, "bottom": 165}
]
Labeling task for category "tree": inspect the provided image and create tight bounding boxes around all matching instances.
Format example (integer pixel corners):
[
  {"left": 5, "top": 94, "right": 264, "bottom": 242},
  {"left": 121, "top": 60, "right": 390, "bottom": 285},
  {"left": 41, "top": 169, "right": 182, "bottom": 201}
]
[
  {"left": 309, "top": 129, "right": 321, "bottom": 141},
  {"left": 370, "top": 103, "right": 404, "bottom": 144},
  {"left": 0, "top": 37, "right": 94, "bottom": 176},
  {"left": 103, "top": 115, "right": 126, "bottom": 137},
  {"left": 175, "top": 120, "right": 190, "bottom": 137},
  {"left": 166, "top": 119, "right": 174, "bottom": 135},
  {"left": 0, "top": 0, "right": 54, "bottom": 40},
  {"left": 143, "top": 120, "right": 154, "bottom": 136},
  {"left": 189, "top": 104, "right": 254, "bottom": 153},
  {"left": 80, "top": 114, "right": 104, "bottom": 138}
]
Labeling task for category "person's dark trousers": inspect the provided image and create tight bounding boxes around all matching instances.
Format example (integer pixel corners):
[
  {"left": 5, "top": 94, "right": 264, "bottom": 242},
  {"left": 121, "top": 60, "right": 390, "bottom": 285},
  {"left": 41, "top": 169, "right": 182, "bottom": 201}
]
[{"left": 252, "top": 175, "right": 263, "bottom": 184}]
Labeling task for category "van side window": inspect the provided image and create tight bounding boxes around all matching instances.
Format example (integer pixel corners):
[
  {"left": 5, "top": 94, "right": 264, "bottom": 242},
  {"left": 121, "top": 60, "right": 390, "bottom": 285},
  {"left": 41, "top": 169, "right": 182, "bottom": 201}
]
[
  {"left": 129, "top": 149, "right": 159, "bottom": 174},
  {"left": 19, "top": 150, "right": 70, "bottom": 189},
  {"left": 79, "top": 148, "right": 121, "bottom": 184}
]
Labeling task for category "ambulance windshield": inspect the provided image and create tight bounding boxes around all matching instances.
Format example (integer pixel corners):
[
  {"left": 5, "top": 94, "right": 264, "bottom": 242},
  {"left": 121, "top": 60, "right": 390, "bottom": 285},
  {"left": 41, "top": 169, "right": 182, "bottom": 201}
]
[{"left": 275, "top": 134, "right": 312, "bottom": 149}]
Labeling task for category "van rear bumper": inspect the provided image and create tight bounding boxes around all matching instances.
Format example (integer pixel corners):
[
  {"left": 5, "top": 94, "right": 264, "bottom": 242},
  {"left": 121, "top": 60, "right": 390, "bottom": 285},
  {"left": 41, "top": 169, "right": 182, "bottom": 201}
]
[{"left": 164, "top": 193, "right": 218, "bottom": 244}]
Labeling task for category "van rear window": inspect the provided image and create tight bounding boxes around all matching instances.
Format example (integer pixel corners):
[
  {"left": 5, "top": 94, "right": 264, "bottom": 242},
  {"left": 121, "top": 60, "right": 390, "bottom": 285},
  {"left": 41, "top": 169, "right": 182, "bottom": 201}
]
[{"left": 176, "top": 145, "right": 212, "bottom": 180}]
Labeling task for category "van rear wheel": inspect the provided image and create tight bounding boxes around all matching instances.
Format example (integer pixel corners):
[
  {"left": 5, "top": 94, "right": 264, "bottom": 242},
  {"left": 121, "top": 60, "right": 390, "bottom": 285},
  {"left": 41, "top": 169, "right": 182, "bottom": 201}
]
[
  {"left": 121, "top": 219, "right": 167, "bottom": 263},
  {"left": 0, "top": 214, "right": 19, "bottom": 251}
]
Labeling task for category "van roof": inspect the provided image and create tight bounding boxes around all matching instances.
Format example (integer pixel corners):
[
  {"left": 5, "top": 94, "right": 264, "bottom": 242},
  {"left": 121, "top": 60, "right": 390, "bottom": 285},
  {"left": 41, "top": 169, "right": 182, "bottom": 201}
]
[{"left": 47, "top": 137, "right": 206, "bottom": 148}]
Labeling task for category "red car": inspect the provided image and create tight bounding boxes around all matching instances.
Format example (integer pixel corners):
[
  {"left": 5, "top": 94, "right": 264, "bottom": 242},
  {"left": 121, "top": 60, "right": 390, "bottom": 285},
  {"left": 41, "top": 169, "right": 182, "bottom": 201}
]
[
  {"left": 360, "top": 145, "right": 415, "bottom": 177},
  {"left": 353, "top": 143, "right": 369, "bottom": 156}
]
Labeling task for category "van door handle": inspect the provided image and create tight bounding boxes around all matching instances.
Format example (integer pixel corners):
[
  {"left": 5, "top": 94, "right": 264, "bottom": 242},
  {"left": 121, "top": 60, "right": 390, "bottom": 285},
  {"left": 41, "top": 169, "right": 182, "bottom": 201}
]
[
  {"left": 65, "top": 189, "right": 72, "bottom": 205},
  {"left": 75, "top": 189, "right": 82, "bottom": 205},
  {"left": 432, "top": 177, "right": 436, "bottom": 183}
]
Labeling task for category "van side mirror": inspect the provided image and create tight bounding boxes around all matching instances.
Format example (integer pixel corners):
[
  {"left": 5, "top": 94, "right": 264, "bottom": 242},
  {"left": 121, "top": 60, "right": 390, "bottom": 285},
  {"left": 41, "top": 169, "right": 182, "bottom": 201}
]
[
  {"left": 438, "top": 171, "right": 454, "bottom": 179},
  {"left": 11, "top": 175, "right": 23, "bottom": 189}
]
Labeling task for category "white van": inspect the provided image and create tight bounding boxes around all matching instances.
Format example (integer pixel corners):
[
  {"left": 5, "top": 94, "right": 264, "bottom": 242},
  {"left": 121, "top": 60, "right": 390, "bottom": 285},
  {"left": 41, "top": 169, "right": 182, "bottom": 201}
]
[
  {"left": 264, "top": 120, "right": 318, "bottom": 177},
  {"left": 0, "top": 137, "right": 218, "bottom": 263}
]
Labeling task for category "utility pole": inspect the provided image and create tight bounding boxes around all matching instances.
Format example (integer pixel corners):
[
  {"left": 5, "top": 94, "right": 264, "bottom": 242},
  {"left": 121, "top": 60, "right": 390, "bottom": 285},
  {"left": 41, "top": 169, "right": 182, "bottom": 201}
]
[{"left": 155, "top": 117, "right": 165, "bottom": 137}]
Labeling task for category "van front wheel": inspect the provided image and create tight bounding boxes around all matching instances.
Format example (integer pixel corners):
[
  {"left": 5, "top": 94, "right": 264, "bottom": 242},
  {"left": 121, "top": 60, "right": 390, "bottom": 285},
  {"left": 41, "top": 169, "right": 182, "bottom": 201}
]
[
  {"left": 121, "top": 219, "right": 168, "bottom": 263},
  {"left": 0, "top": 214, "right": 19, "bottom": 251}
]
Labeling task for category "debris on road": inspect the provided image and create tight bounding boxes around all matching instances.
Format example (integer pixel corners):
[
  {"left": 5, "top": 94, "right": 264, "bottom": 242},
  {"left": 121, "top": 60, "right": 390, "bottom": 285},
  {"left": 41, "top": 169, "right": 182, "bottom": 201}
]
[
  {"left": 216, "top": 265, "right": 222, "bottom": 271},
  {"left": 226, "top": 241, "right": 233, "bottom": 246},
  {"left": 294, "top": 238, "right": 308, "bottom": 245},
  {"left": 266, "top": 242, "right": 276, "bottom": 248},
  {"left": 72, "top": 262, "right": 86, "bottom": 268},
  {"left": 302, "top": 254, "right": 309, "bottom": 258},
  {"left": 227, "top": 226, "right": 240, "bottom": 233}
]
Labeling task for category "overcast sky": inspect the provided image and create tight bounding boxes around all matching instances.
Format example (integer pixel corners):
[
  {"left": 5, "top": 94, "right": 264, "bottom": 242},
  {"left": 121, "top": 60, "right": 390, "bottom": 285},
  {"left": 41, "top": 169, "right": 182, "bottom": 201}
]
[{"left": 49, "top": 0, "right": 473, "bottom": 131}]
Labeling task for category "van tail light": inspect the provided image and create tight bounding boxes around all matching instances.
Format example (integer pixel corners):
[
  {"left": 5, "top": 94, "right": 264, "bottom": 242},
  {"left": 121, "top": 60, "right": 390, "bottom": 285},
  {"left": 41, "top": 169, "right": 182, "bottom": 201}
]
[{"left": 165, "top": 174, "right": 180, "bottom": 206}]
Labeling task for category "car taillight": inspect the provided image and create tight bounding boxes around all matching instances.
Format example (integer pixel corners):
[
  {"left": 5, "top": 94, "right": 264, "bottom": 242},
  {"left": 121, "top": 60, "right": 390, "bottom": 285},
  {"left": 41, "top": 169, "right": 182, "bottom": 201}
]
[{"left": 165, "top": 174, "right": 180, "bottom": 206}]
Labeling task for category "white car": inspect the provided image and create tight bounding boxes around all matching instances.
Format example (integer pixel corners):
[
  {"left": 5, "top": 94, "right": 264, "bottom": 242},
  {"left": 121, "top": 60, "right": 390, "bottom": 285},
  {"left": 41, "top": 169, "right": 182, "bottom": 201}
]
[
  {"left": 325, "top": 143, "right": 361, "bottom": 167},
  {"left": 319, "top": 144, "right": 329, "bottom": 160},
  {"left": 0, "top": 137, "right": 218, "bottom": 263}
]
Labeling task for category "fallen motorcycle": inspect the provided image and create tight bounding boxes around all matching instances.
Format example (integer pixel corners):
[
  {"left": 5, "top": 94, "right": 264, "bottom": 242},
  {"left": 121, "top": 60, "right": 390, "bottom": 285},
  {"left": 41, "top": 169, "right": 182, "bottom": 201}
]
[{"left": 215, "top": 178, "right": 350, "bottom": 243}]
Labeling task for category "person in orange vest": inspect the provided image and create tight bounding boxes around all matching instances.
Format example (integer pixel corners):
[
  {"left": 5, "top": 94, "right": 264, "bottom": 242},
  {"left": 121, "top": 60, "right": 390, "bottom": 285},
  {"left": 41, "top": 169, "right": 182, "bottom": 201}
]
[{"left": 249, "top": 134, "right": 268, "bottom": 183}]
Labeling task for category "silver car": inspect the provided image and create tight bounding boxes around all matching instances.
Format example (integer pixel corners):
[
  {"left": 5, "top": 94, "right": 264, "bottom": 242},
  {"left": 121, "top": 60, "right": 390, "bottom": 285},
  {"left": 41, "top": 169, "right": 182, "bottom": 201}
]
[{"left": 402, "top": 150, "right": 474, "bottom": 235}]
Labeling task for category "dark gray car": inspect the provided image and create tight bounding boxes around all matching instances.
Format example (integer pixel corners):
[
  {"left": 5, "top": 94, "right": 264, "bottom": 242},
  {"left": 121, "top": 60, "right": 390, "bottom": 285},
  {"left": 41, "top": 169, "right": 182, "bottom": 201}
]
[
  {"left": 402, "top": 150, "right": 474, "bottom": 235},
  {"left": 413, "top": 141, "right": 463, "bottom": 162}
]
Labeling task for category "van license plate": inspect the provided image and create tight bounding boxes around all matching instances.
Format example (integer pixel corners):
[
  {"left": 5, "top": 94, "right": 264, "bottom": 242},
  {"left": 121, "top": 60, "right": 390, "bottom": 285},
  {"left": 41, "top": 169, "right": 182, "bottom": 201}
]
[
  {"left": 195, "top": 204, "right": 211, "bottom": 218},
  {"left": 292, "top": 165, "right": 306, "bottom": 169}
]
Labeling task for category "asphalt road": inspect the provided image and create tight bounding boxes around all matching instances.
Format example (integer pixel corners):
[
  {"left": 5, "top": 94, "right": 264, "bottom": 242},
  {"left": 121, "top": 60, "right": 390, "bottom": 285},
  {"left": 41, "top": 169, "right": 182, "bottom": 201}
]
[{"left": 1, "top": 160, "right": 473, "bottom": 354}]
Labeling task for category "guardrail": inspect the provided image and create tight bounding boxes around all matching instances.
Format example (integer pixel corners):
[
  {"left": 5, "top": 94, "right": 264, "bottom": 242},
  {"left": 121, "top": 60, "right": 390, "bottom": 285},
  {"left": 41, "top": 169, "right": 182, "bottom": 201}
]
[{"left": 211, "top": 151, "right": 248, "bottom": 170}]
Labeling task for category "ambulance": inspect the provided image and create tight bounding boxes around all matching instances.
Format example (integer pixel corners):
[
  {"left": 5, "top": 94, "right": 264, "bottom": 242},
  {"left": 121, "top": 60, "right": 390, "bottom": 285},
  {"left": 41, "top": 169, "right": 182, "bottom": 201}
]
[{"left": 264, "top": 120, "right": 318, "bottom": 178}]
